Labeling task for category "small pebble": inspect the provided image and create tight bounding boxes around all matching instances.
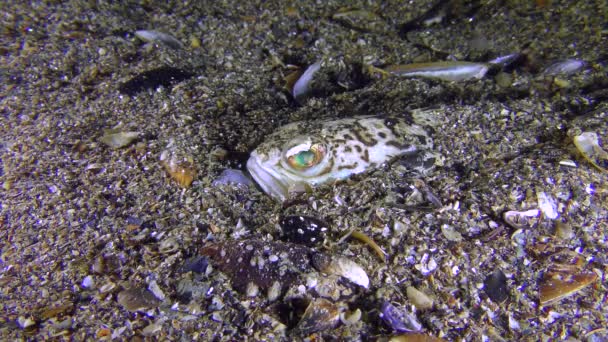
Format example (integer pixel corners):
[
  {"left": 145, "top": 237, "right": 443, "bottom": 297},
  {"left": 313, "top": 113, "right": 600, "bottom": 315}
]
[
  {"left": 189, "top": 36, "right": 202, "bottom": 48},
  {"left": 495, "top": 72, "right": 513, "bottom": 88},
  {"left": 440, "top": 224, "right": 463, "bottom": 242}
]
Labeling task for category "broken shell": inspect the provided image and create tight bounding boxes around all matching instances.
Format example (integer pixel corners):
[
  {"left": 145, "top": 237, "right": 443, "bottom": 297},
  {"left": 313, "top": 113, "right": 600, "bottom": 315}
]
[
  {"left": 543, "top": 59, "right": 586, "bottom": 76},
  {"left": 537, "top": 191, "right": 559, "bottom": 219},
  {"left": 292, "top": 61, "right": 321, "bottom": 102},
  {"left": 96, "top": 327, "right": 112, "bottom": 339},
  {"left": 414, "top": 253, "right": 437, "bottom": 275},
  {"left": 135, "top": 30, "right": 183, "bottom": 49},
  {"left": 279, "top": 215, "right": 329, "bottom": 247},
  {"left": 380, "top": 301, "right": 422, "bottom": 333},
  {"left": 17, "top": 316, "right": 36, "bottom": 329},
  {"left": 212, "top": 169, "right": 253, "bottom": 188},
  {"left": 406, "top": 286, "right": 434, "bottom": 310},
  {"left": 340, "top": 308, "right": 362, "bottom": 326},
  {"left": 148, "top": 280, "right": 166, "bottom": 301},
  {"left": 267, "top": 280, "right": 282, "bottom": 302},
  {"left": 160, "top": 148, "right": 197, "bottom": 188},
  {"left": 158, "top": 237, "right": 179, "bottom": 254},
  {"left": 117, "top": 288, "right": 160, "bottom": 312},
  {"left": 98, "top": 281, "right": 117, "bottom": 294},
  {"left": 142, "top": 320, "right": 163, "bottom": 336},
  {"left": 389, "top": 333, "right": 447, "bottom": 342},
  {"left": 559, "top": 159, "right": 577, "bottom": 168},
  {"left": 293, "top": 298, "right": 341, "bottom": 335},
  {"left": 573, "top": 132, "right": 608, "bottom": 172},
  {"left": 99, "top": 131, "right": 139, "bottom": 149},
  {"left": 503, "top": 209, "right": 540, "bottom": 229},
  {"left": 539, "top": 270, "right": 597, "bottom": 306},
  {"left": 312, "top": 253, "right": 369, "bottom": 288},
  {"left": 40, "top": 303, "right": 73, "bottom": 320}
]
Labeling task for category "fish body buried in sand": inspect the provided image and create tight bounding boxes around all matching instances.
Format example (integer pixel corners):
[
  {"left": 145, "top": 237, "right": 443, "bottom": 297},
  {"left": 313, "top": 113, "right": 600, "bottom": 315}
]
[{"left": 247, "top": 115, "right": 436, "bottom": 201}]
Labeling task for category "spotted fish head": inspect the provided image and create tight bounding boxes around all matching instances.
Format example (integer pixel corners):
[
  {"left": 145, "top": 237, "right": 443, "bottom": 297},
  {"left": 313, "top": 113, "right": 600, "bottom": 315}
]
[{"left": 247, "top": 115, "right": 434, "bottom": 201}]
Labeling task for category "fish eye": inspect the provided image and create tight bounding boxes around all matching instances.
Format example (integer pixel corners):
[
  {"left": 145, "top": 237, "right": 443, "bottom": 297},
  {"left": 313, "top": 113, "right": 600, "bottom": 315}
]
[{"left": 286, "top": 143, "right": 325, "bottom": 170}]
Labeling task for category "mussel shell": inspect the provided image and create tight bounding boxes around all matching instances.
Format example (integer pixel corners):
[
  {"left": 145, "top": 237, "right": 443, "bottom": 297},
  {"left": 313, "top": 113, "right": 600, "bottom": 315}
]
[
  {"left": 380, "top": 301, "right": 422, "bottom": 333},
  {"left": 483, "top": 269, "right": 509, "bottom": 303},
  {"left": 293, "top": 298, "right": 341, "bottom": 335},
  {"left": 539, "top": 270, "right": 598, "bottom": 306},
  {"left": 503, "top": 209, "right": 540, "bottom": 229}
]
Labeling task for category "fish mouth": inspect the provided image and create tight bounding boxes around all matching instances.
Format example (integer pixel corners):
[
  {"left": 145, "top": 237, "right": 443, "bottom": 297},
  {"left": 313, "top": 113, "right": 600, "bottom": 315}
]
[{"left": 246, "top": 155, "right": 289, "bottom": 202}]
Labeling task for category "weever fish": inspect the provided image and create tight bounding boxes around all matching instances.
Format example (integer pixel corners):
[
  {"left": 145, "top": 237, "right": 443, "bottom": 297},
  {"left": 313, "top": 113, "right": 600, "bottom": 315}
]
[{"left": 246, "top": 114, "right": 436, "bottom": 201}]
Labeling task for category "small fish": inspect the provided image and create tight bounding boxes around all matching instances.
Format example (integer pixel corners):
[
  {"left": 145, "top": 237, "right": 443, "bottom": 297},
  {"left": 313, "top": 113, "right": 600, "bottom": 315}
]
[{"left": 247, "top": 115, "right": 435, "bottom": 201}]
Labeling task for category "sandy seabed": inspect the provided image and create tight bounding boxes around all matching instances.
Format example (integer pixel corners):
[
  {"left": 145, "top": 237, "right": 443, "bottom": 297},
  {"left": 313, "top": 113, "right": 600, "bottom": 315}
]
[{"left": 1, "top": 1, "right": 607, "bottom": 340}]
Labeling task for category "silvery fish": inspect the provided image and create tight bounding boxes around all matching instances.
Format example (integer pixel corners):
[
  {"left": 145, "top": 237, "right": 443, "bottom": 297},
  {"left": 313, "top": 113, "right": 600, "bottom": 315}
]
[{"left": 246, "top": 114, "right": 436, "bottom": 201}]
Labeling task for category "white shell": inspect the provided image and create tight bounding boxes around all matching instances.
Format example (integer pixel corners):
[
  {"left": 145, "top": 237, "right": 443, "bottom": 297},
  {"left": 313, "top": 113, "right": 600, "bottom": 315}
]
[
  {"left": 503, "top": 209, "right": 540, "bottom": 229},
  {"left": 135, "top": 30, "right": 183, "bottom": 49},
  {"left": 537, "top": 192, "right": 559, "bottom": 220},
  {"left": 573, "top": 132, "right": 607, "bottom": 172},
  {"left": 387, "top": 61, "right": 489, "bottom": 81},
  {"left": 292, "top": 61, "right": 321, "bottom": 101},
  {"left": 317, "top": 255, "right": 369, "bottom": 288}
]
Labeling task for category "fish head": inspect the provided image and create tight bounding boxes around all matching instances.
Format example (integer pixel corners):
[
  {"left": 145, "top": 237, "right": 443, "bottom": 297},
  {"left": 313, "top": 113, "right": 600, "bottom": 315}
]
[
  {"left": 247, "top": 128, "right": 335, "bottom": 201},
  {"left": 247, "top": 116, "right": 434, "bottom": 201}
]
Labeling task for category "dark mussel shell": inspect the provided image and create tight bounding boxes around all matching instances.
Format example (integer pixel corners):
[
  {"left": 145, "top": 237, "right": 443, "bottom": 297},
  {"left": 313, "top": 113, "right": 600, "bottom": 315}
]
[{"left": 279, "top": 215, "right": 329, "bottom": 247}]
